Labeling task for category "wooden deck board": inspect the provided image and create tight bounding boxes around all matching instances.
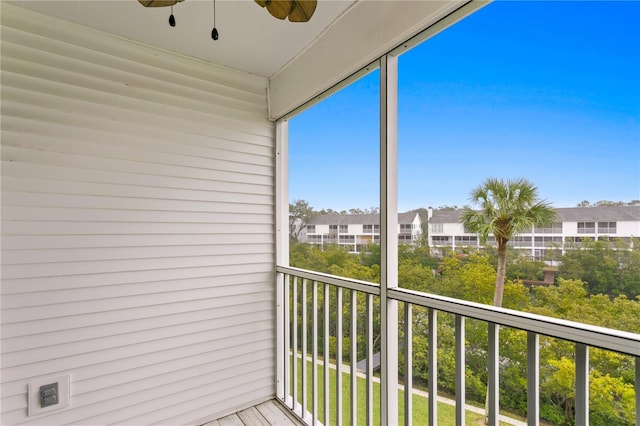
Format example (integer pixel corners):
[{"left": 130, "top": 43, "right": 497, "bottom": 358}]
[
  {"left": 204, "top": 400, "right": 304, "bottom": 426},
  {"left": 255, "top": 400, "right": 301, "bottom": 425},
  {"left": 237, "top": 406, "right": 270, "bottom": 425},
  {"left": 217, "top": 413, "right": 245, "bottom": 426}
]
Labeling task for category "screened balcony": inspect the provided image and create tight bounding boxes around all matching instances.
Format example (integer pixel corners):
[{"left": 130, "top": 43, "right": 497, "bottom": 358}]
[
  {"left": 2, "top": 1, "right": 639, "bottom": 425},
  {"left": 274, "top": 266, "right": 640, "bottom": 425}
]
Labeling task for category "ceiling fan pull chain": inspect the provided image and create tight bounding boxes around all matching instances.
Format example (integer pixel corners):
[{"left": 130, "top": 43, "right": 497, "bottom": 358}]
[
  {"left": 169, "top": 4, "right": 176, "bottom": 27},
  {"left": 211, "top": 0, "right": 219, "bottom": 40}
]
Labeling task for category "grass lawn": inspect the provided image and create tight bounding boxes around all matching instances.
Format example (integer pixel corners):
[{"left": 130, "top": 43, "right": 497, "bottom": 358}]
[{"left": 289, "top": 356, "right": 490, "bottom": 425}]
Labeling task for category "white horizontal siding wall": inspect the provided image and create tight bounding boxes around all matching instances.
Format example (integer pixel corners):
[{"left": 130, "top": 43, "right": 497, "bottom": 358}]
[{"left": 1, "top": 4, "right": 275, "bottom": 425}]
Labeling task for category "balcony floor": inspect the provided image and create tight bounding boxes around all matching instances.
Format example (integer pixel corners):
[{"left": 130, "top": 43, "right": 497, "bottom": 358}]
[{"left": 202, "top": 400, "right": 305, "bottom": 426}]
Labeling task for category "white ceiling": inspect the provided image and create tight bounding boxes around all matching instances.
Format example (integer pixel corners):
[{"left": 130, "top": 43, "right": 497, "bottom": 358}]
[{"left": 12, "top": 0, "right": 356, "bottom": 78}]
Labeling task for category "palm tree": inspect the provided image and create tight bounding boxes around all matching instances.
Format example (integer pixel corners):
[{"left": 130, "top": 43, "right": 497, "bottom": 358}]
[{"left": 462, "top": 178, "right": 555, "bottom": 307}]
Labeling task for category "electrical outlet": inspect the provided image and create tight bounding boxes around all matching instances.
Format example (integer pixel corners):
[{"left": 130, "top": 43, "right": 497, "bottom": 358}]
[{"left": 28, "top": 375, "right": 70, "bottom": 416}]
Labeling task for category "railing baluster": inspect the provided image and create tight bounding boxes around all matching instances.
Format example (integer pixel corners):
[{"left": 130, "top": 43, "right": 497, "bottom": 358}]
[
  {"left": 488, "top": 322, "right": 499, "bottom": 425},
  {"left": 324, "top": 283, "right": 330, "bottom": 425},
  {"left": 404, "top": 303, "right": 413, "bottom": 426},
  {"left": 455, "top": 315, "right": 465, "bottom": 426},
  {"left": 336, "top": 286, "right": 343, "bottom": 426},
  {"left": 575, "top": 343, "right": 589, "bottom": 425},
  {"left": 292, "top": 276, "right": 298, "bottom": 411},
  {"left": 277, "top": 272, "right": 285, "bottom": 401},
  {"left": 527, "top": 332, "right": 539, "bottom": 426},
  {"left": 351, "top": 290, "right": 358, "bottom": 426},
  {"left": 636, "top": 356, "right": 639, "bottom": 426},
  {"left": 428, "top": 308, "right": 437, "bottom": 426},
  {"left": 276, "top": 267, "right": 640, "bottom": 426},
  {"left": 284, "top": 274, "right": 291, "bottom": 405},
  {"left": 302, "top": 279, "right": 308, "bottom": 420},
  {"left": 366, "top": 294, "right": 374, "bottom": 426},
  {"left": 312, "top": 281, "right": 318, "bottom": 425}
]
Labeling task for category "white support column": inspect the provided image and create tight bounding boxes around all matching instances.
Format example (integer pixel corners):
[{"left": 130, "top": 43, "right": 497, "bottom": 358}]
[
  {"left": 455, "top": 315, "right": 465, "bottom": 426},
  {"left": 404, "top": 303, "right": 413, "bottom": 426},
  {"left": 350, "top": 290, "right": 358, "bottom": 426},
  {"left": 527, "top": 332, "right": 540, "bottom": 426},
  {"left": 636, "top": 357, "right": 639, "bottom": 426},
  {"left": 312, "top": 281, "right": 318, "bottom": 425},
  {"left": 380, "top": 53, "right": 399, "bottom": 426},
  {"left": 324, "top": 284, "right": 330, "bottom": 425},
  {"left": 292, "top": 277, "right": 298, "bottom": 410},
  {"left": 275, "top": 120, "right": 289, "bottom": 401},
  {"left": 284, "top": 274, "right": 291, "bottom": 403},
  {"left": 336, "top": 287, "right": 343, "bottom": 426},
  {"left": 575, "top": 343, "right": 589, "bottom": 426},
  {"left": 488, "top": 323, "right": 499, "bottom": 425},
  {"left": 366, "top": 294, "right": 374, "bottom": 426},
  {"left": 428, "top": 309, "right": 438, "bottom": 426},
  {"left": 302, "top": 280, "right": 308, "bottom": 418}
]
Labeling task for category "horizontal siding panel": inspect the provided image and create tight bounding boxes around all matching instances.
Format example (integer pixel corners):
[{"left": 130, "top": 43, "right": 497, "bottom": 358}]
[
  {"left": 2, "top": 130, "right": 273, "bottom": 179},
  {"left": 3, "top": 221, "right": 272, "bottom": 236},
  {"left": 1, "top": 173, "right": 272, "bottom": 200},
  {"left": 2, "top": 286, "right": 274, "bottom": 326},
  {"left": 1, "top": 126, "right": 273, "bottom": 170},
  {"left": 1, "top": 74, "right": 273, "bottom": 139},
  {"left": 2, "top": 155, "right": 272, "bottom": 191},
  {"left": 1, "top": 233, "right": 273, "bottom": 250},
  {"left": 1, "top": 181, "right": 272, "bottom": 208},
  {"left": 1, "top": 243, "right": 273, "bottom": 265},
  {"left": 76, "top": 337, "right": 274, "bottom": 397},
  {"left": 1, "top": 192, "right": 273, "bottom": 215},
  {"left": 71, "top": 350, "right": 274, "bottom": 412},
  {"left": 3, "top": 309, "right": 274, "bottom": 368},
  {"left": 2, "top": 153, "right": 269, "bottom": 195},
  {"left": 1, "top": 206, "right": 272, "bottom": 226},
  {"left": 93, "top": 370, "right": 274, "bottom": 426},
  {"left": 2, "top": 336, "right": 272, "bottom": 407},
  {"left": 2, "top": 99, "right": 273, "bottom": 151},
  {"left": 2, "top": 45, "right": 268, "bottom": 120},
  {"left": 1, "top": 312, "right": 274, "bottom": 382},
  {"left": 2, "top": 265, "right": 273, "bottom": 303},
  {"left": 3, "top": 333, "right": 273, "bottom": 395},
  {"left": 0, "top": 14, "right": 267, "bottom": 97},
  {"left": 3, "top": 300, "right": 273, "bottom": 355},
  {"left": 4, "top": 344, "right": 274, "bottom": 425},
  {"left": 1, "top": 4, "right": 275, "bottom": 425},
  {"left": 52, "top": 363, "right": 274, "bottom": 426},
  {"left": 1, "top": 130, "right": 273, "bottom": 171},
  {"left": 2, "top": 338, "right": 275, "bottom": 408},
  {"left": 2, "top": 252, "right": 272, "bottom": 281},
  {"left": 2, "top": 285, "right": 272, "bottom": 339}
]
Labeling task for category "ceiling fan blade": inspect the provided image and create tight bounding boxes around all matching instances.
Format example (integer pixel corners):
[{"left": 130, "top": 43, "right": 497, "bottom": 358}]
[
  {"left": 266, "top": 1, "right": 293, "bottom": 20},
  {"left": 288, "top": 0, "right": 317, "bottom": 22},
  {"left": 138, "top": 0, "right": 184, "bottom": 7},
  {"left": 254, "top": 0, "right": 317, "bottom": 22}
]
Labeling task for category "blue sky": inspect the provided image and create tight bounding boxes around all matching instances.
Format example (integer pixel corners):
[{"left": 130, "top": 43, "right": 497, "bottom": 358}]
[{"left": 289, "top": 1, "right": 640, "bottom": 212}]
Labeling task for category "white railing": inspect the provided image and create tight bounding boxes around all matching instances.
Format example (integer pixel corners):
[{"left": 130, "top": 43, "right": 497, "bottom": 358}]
[{"left": 276, "top": 265, "right": 640, "bottom": 426}]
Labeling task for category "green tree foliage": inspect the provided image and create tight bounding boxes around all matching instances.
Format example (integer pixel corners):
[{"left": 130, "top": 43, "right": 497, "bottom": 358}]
[
  {"left": 289, "top": 199, "right": 318, "bottom": 241},
  {"left": 462, "top": 178, "right": 556, "bottom": 307},
  {"left": 560, "top": 237, "right": 640, "bottom": 298},
  {"left": 288, "top": 215, "right": 639, "bottom": 424}
]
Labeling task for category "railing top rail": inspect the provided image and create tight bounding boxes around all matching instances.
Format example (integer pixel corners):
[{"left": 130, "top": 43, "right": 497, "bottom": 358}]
[
  {"left": 391, "top": 287, "right": 640, "bottom": 357},
  {"left": 276, "top": 265, "right": 640, "bottom": 357},
  {"left": 277, "top": 265, "right": 381, "bottom": 296}
]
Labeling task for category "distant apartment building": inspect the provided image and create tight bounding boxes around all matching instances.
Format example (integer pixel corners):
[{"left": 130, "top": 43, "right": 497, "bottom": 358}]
[
  {"left": 428, "top": 206, "right": 640, "bottom": 260},
  {"left": 303, "top": 212, "right": 423, "bottom": 253}
]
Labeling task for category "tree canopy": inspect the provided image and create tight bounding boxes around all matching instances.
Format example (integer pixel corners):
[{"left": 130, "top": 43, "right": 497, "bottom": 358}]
[{"left": 461, "top": 177, "right": 556, "bottom": 306}]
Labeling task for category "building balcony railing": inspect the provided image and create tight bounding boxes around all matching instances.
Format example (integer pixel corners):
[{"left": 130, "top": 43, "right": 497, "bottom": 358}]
[
  {"left": 577, "top": 229, "right": 596, "bottom": 234},
  {"left": 275, "top": 266, "right": 640, "bottom": 426}
]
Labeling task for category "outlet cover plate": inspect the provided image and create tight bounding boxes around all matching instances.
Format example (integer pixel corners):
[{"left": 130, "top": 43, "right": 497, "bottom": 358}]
[{"left": 28, "top": 375, "right": 70, "bottom": 416}]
